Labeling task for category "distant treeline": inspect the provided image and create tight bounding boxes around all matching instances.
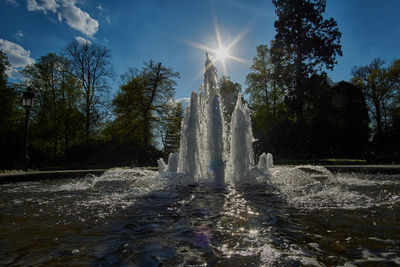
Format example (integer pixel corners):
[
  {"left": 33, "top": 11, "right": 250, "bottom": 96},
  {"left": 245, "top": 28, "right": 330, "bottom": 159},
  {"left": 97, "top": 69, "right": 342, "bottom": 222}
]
[{"left": 1, "top": 0, "right": 400, "bottom": 171}]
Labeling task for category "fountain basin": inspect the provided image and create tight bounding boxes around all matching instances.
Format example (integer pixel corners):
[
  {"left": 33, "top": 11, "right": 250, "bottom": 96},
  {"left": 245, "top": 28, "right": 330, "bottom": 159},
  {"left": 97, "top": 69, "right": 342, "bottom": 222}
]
[{"left": 1, "top": 168, "right": 399, "bottom": 266}]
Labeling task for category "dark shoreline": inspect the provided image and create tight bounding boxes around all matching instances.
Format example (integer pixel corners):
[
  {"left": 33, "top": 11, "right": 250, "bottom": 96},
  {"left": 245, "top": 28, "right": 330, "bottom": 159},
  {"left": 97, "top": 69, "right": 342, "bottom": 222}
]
[
  {"left": 0, "top": 169, "right": 107, "bottom": 184},
  {"left": 1, "top": 165, "right": 400, "bottom": 184}
]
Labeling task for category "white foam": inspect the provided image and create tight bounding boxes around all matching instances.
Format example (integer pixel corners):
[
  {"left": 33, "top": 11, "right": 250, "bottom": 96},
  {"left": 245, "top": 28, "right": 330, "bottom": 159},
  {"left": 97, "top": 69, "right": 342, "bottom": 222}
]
[{"left": 269, "top": 166, "right": 400, "bottom": 210}]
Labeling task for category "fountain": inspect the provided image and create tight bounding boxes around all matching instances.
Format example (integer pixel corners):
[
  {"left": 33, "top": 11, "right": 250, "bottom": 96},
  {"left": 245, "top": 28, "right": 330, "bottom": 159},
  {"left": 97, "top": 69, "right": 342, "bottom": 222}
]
[
  {"left": 160, "top": 53, "right": 271, "bottom": 185},
  {"left": 1, "top": 54, "right": 399, "bottom": 265}
]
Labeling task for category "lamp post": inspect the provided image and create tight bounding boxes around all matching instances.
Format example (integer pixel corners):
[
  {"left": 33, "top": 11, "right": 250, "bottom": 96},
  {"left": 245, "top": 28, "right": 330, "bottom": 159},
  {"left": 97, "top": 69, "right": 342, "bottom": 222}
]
[{"left": 22, "top": 87, "right": 35, "bottom": 171}]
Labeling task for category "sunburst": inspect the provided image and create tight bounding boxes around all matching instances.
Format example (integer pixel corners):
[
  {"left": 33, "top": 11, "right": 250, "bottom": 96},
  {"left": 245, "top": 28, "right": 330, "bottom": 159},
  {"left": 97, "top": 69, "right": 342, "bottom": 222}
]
[{"left": 182, "top": 17, "right": 250, "bottom": 77}]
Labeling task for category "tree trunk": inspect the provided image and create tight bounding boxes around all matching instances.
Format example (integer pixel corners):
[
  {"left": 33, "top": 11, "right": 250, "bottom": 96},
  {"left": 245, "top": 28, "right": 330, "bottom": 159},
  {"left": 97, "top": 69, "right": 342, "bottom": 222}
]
[
  {"left": 142, "top": 111, "right": 150, "bottom": 150},
  {"left": 85, "top": 98, "right": 90, "bottom": 143},
  {"left": 374, "top": 99, "right": 382, "bottom": 135}
]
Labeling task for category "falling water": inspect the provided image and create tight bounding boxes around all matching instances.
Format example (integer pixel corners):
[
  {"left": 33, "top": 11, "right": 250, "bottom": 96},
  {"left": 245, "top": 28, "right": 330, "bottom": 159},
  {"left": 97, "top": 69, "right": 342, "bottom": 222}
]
[
  {"left": 170, "top": 53, "right": 270, "bottom": 185},
  {"left": 226, "top": 93, "right": 255, "bottom": 184}
]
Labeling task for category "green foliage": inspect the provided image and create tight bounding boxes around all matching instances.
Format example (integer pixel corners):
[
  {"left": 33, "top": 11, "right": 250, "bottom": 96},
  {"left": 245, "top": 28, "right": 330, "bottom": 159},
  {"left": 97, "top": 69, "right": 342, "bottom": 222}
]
[
  {"left": 110, "top": 76, "right": 147, "bottom": 150},
  {"left": 106, "top": 60, "right": 180, "bottom": 164},
  {"left": 219, "top": 76, "right": 241, "bottom": 124},
  {"left": 245, "top": 44, "right": 285, "bottom": 120},
  {"left": 22, "top": 53, "right": 84, "bottom": 163}
]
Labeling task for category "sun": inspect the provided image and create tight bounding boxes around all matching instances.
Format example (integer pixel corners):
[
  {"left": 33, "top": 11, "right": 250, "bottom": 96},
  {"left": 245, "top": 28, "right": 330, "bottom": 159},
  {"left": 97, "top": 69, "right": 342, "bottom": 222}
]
[
  {"left": 181, "top": 17, "right": 250, "bottom": 77},
  {"left": 215, "top": 45, "right": 229, "bottom": 63}
]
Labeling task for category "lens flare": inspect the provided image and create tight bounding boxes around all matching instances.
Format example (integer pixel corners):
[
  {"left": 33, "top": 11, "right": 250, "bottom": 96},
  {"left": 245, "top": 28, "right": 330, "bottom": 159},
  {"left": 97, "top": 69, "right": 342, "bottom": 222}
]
[
  {"left": 180, "top": 16, "right": 250, "bottom": 77},
  {"left": 215, "top": 46, "right": 229, "bottom": 62}
]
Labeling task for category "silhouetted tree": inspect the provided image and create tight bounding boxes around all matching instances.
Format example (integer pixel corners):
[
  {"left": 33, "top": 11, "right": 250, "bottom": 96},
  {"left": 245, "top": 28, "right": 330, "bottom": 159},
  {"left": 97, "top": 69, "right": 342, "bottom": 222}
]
[
  {"left": 65, "top": 40, "right": 113, "bottom": 142},
  {"left": 140, "top": 61, "right": 180, "bottom": 150},
  {"left": 0, "top": 50, "right": 25, "bottom": 169},
  {"left": 23, "top": 53, "right": 84, "bottom": 161},
  {"left": 307, "top": 78, "right": 369, "bottom": 158},
  {"left": 273, "top": 0, "right": 342, "bottom": 126}
]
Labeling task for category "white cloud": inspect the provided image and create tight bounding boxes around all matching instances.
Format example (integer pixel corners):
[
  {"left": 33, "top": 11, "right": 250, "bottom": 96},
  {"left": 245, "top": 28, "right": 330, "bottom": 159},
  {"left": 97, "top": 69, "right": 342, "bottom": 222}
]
[
  {"left": 6, "top": 0, "right": 19, "bottom": 6},
  {"left": 96, "top": 5, "right": 103, "bottom": 10},
  {"left": 175, "top": 97, "right": 190, "bottom": 110},
  {"left": 26, "top": 0, "right": 99, "bottom": 37},
  {"left": 27, "top": 0, "right": 58, "bottom": 14},
  {"left": 60, "top": 4, "right": 99, "bottom": 36},
  {"left": 0, "top": 39, "right": 35, "bottom": 79},
  {"left": 75, "top": 36, "right": 91, "bottom": 45},
  {"left": 15, "top": 30, "right": 24, "bottom": 39}
]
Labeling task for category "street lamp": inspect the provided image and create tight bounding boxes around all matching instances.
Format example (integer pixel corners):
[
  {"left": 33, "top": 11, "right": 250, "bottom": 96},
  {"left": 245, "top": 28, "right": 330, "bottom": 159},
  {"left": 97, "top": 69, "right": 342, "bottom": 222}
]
[{"left": 22, "top": 87, "right": 35, "bottom": 171}]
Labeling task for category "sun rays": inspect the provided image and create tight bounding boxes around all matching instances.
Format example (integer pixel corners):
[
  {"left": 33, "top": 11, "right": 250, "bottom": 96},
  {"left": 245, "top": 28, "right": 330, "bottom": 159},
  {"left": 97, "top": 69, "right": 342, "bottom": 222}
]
[{"left": 182, "top": 17, "right": 250, "bottom": 78}]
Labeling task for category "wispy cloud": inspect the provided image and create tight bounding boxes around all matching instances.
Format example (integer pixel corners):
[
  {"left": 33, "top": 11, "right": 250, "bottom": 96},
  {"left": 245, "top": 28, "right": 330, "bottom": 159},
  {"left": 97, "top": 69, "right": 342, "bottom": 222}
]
[
  {"left": 14, "top": 30, "right": 24, "bottom": 39},
  {"left": 5, "top": 0, "right": 19, "bottom": 7},
  {"left": 105, "top": 15, "right": 111, "bottom": 24},
  {"left": 26, "top": 0, "right": 99, "bottom": 37},
  {"left": 96, "top": 5, "right": 103, "bottom": 10},
  {"left": 75, "top": 36, "right": 91, "bottom": 45},
  {"left": 0, "top": 39, "right": 35, "bottom": 80}
]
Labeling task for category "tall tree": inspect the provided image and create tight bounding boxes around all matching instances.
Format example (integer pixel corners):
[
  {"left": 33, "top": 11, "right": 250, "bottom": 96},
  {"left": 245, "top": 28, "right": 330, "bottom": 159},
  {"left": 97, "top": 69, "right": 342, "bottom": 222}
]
[
  {"left": 112, "top": 74, "right": 147, "bottom": 150},
  {"left": 112, "top": 61, "right": 179, "bottom": 157},
  {"left": 65, "top": 40, "right": 112, "bottom": 142},
  {"left": 140, "top": 60, "right": 180, "bottom": 150},
  {"left": 245, "top": 44, "right": 285, "bottom": 120},
  {"left": 0, "top": 50, "right": 24, "bottom": 169},
  {"left": 273, "top": 0, "right": 342, "bottom": 125},
  {"left": 23, "top": 53, "right": 83, "bottom": 160}
]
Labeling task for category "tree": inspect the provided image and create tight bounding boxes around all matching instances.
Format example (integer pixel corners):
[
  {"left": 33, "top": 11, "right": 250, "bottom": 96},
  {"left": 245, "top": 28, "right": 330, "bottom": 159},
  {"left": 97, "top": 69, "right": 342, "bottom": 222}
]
[
  {"left": 273, "top": 0, "right": 342, "bottom": 125},
  {"left": 307, "top": 78, "right": 369, "bottom": 158},
  {"left": 0, "top": 50, "right": 25, "bottom": 169},
  {"left": 65, "top": 40, "right": 113, "bottom": 142},
  {"left": 351, "top": 58, "right": 400, "bottom": 135},
  {"left": 139, "top": 60, "right": 180, "bottom": 150},
  {"left": 245, "top": 44, "right": 285, "bottom": 120},
  {"left": 112, "top": 75, "right": 147, "bottom": 148},
  {"left": 23, "top": 53, "right": 83, "bottom": 161},
  {"left": 219, "top": 76, "right": 241, "bottom": 124},
  {"left": 111, "top": 61, "right": 179, "bottom": 162}
]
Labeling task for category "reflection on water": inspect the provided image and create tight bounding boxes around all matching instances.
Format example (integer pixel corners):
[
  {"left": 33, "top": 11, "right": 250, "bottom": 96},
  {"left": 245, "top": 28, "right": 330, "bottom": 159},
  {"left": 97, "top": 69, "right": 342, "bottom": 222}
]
[{"left": 0, "top": 168, "right": 399, "bottom": 266}]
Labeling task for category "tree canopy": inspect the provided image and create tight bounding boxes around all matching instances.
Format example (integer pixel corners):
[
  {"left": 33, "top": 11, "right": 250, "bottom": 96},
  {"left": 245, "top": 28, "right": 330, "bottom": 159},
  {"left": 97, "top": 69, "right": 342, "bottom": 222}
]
[
  {"left": 65, "top": 40, "right": 113, "bottom": 142},
  {"left": 273, "top": 0, "right": 342, "bottom": 124}
]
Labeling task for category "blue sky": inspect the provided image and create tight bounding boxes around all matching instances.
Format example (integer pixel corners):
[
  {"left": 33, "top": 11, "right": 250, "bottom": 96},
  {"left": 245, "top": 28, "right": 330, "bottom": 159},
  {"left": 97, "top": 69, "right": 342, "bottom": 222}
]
[{"left": 1, "top": 0, "right": 399, "bottom": 101}]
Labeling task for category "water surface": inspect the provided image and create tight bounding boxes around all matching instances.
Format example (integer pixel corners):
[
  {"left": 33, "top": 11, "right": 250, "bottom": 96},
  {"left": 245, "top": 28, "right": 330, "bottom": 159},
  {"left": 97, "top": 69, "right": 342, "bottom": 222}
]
[{"left": 0, "top": 168, "right": 399, "bottom": 266}]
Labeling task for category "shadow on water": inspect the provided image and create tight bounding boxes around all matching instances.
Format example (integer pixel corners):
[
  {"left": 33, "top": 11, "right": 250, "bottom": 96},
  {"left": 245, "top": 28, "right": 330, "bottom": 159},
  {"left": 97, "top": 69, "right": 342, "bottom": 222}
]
[{"left": 90, "top": 184, "right": 228, "bottom": 266}]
